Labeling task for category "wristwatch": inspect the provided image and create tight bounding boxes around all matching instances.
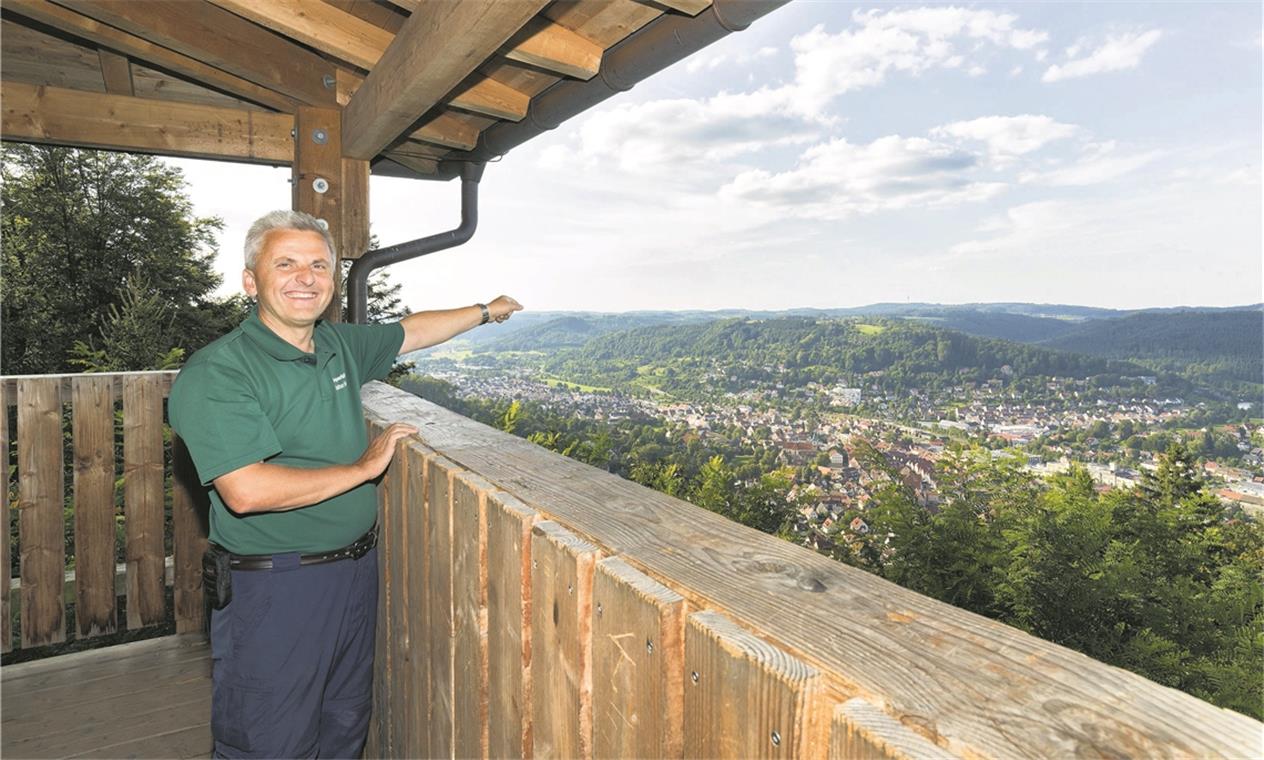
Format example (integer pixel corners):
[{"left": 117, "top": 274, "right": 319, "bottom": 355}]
[{"left": 478, "top": 303, "right": 490, "bottom": 325}]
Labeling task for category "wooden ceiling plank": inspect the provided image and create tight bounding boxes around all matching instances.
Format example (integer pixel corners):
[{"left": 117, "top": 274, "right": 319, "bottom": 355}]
[
  {"left": 638, "top": 0, "right": 711, "bottom": 16},
  {"left": 1, "top": 18, "right": 106, "bottom": 92},
  {"left": 450, "top": 77, "right": 530, "bottom": 122},
  {"left": 96, "top": 49, "right": 133, "bottom": 95},
  {"left": 544, "top": 0, "right": 662, "bottom": 49},
  {"left": 322, "top": 0, "right": 406, "bottom": 34},
  {"left": 342, "top": 0, "right": 548, "bottom": 160},
  {"left": 2, "top": 81, "right": 293, "bottom": 164},
  {"left": 207, "top": 0, "right": 394, "bottom": 71},
  {"left": 130, "top": 63, "right": 263, "bottom": 110},
  {"left": 51, "top": 0, "right": 334, "bottom": 105},
  {"left": 503, "top": 19, "right": 603, "bottom": 81},
  {"left": 407, "top": 113, "right": 479, "bottom": 152},
  {"left": 5, "top": 0, "right": 297, "bottom": 111}
]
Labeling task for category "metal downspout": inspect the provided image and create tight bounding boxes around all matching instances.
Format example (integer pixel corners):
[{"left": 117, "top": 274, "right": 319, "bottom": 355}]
[{"left": 345, "top": 161, "right": 485, "bottom": 324}]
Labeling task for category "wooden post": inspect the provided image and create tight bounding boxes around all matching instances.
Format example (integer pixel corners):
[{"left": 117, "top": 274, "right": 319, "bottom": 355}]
[
  {"left": 122, "top": 374, "right": 165, "bottom": 629},
  {"left": 2, "top": 381, "right": 11, "bottom": 653},
  {"left": 530, "top": 521, "right": 598, "bottom": 760},
  {"left": 426, "top": 455, "right": 457, "bottom": 759},
  {"left": 292, "top": 107, "right": 369, "bottom": 323},
  {"left": 486, "top": 491, "right": 538, "bottom": 759},
  {"left": 72, "top": 375, "right": 117, "bottom": 638},
  {"left": 171, "top": 435, "right": 208, "bottom": 633},
  {"left": 452, "top": 471, "right": 491, "bottom": 760},
  {"left": 17, "top": 378, "right": 65, "bottom": 647}
]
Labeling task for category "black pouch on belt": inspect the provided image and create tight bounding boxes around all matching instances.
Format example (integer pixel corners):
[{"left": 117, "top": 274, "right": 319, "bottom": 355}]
[{"left": 202, "top": 545, "right": 233, "bottom": 610}]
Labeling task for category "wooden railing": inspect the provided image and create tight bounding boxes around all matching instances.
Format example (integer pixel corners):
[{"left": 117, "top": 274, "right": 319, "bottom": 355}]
[
  {"left": 363, "top": 381, "right": 1262, "bottom": 759},
  {"left": 2, "top": 372, "right": 207, "bottom": 653}
]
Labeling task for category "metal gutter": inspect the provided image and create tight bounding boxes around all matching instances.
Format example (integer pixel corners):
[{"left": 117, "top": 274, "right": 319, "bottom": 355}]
[{"left": 345, "top": 161, "right": 484, "bottom": 323}]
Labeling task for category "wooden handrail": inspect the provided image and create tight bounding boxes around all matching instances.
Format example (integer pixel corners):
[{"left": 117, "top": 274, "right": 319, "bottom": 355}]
[
  {"left": 2, "top": 371, "right": 206, "bottom": 654},
  {"left": 363, "top": 381, "right": 1262, "bottom": 759}
]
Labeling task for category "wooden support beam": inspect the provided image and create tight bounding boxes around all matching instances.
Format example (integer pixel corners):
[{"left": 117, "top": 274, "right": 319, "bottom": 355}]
[
  {"left": 2, "top": 81, "right": 293, "bottom": 163},
  {"left": 641, "top": 0, "right": 712, "bottom": 16},
  {"left": 408, "top": 113, "right": 479, "bottom": 152},
  {"left": 451, "top": 76, "right": 531, "bottom": 122},
  {"left": 342, "top": 0, "right": 548, "bottom": 160},
  {"left": 380, "top": 0, "right": 418, "bottom": 12},
  {"left": 381, "top": 153, "right": 440, "bottom": 177},
  {"left": 5, "top": 0, "right": 297, "bottom": 111},
  {"left": 207, "top": 0, "right": 394, "bottom": 71},
  {"left": 52, "top": 0, "right": 335, "bottom": 105},
  {"left": 96, "top": 49, "right": 132, "bottom": 95},
  {"left": 504, "top": 19, "right": 603, "bottom": 81}
]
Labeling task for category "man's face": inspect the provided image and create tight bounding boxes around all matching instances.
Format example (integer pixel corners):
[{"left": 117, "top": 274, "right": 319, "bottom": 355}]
[{"left": 243, "top": 229, "right": 335, "bottom": 333}]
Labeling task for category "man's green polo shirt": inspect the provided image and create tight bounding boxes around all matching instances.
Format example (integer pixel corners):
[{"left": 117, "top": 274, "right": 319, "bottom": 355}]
[{"left": 169, "top": 310, "right": 404, "bottom": 555}]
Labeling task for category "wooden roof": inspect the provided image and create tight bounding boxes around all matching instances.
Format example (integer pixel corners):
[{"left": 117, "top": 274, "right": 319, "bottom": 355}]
[{"left": 0, "top": 0, "right": 725, "bottom": 179}]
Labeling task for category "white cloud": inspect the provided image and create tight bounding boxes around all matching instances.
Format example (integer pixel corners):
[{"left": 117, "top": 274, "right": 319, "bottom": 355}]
[
  {"left": 719, "top": 135, "right": 1006, "bottom": 219},
  {"left": 1043, "top": 29, "right": 1163, "bottom": 82},
  {"left": 1018, "top": 141, "right": 1162, "bottom": 185},
  {"left": 932, "top": 115, "right": 1079, "bottom": 158},
  {"left": 789, "top": 8, "right": 1048, "bottom": 111}
]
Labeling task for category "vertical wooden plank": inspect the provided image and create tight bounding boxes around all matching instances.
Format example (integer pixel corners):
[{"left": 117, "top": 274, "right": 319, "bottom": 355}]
[
  {"left": 830, "top": 699, "right": 955, "bottom": 760},
  {"left": 453, "top": 471, "right": 491, "bottom": 759},
  {"left": 17, "top": 377, "right": 65, "bottom": 647},
  {"left": 123, "top": 374, "right": 165, "bottom": 629},
  {"left": 592, "top": 556, "right": 685, "bottom": 759},
  {"left": 404, "top": 442, "right": 431, "bottom": 758},
  {"left": 530, "top": 521, "right": 598, "bottom": 760},
  {"left": 427, "top": 454, "right": 456, "bottom": 759},
  {"left": 1, "top": 382, "right": 12, "bottom": 653},
  {"left": 487, "top": 491, "right": 539, "bottom": 760},
  {"left": 384, "top": 440, "right": 410, "bottom": 759},
  {"left": 684, "top": 611, "right": 821, "bottom": 760},
  {"left": 366, "top": 420, "right": 391, "bottom": 760},
  {"left": 171, "top": 435, "right": 208, "bottom": 633},
  {"left": 72, "top": 375, "right": 117, "bottom": 638},
  {"left": 292, "top": 106, "right": 344, "bottom": 323}
]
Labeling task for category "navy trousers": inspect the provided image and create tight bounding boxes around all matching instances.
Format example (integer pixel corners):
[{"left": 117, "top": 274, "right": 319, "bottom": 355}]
[{"left": 210, "top": 547, "right": 378, "bottom": 759}]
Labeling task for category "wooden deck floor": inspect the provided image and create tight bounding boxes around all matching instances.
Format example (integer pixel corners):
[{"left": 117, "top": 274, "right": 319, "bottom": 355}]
[{"left": 1, "top": 634, "right": 212, "bottom": 759}]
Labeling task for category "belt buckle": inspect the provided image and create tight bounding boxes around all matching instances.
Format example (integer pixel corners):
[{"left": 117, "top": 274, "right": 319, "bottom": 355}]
[{"left": 350, "top": 525, "right": 377, "bottom": 561}]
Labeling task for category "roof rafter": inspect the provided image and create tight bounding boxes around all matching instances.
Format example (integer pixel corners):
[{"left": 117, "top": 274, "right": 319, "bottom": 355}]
[
  {"left": 639, "top": 0, "right": 712, "bottom": 16},
  {"left": 342, "top": 0, "right": 548, "bottom": 160},
  {"left": 502, "top": 18, "right": 602, "bottom": 81},
  {"left": 408, "top": 113, "right": 479, "bottom": 152},
  {"left": 206, "top": 0, "right": 393, "bottom": 71},
  {"left": 1, "top": 80, "right": 293, "bottom": 163},
  {"left": 96, "top": 49, "right": 132, "bottom": 95},
  {"left": 450, "top": 77, "right": 531, "bottom": 122},
  {"left": 5, "top": 0, "right": 298, "bottom": 112},
  {"left": 51, "top": 0, "right": 335, "bottom": 105}
]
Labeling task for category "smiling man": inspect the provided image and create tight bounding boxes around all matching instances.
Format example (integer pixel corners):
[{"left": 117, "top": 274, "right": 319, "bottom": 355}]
[{"left": 169, "top": 210, "right": 520, "bottom": 759}]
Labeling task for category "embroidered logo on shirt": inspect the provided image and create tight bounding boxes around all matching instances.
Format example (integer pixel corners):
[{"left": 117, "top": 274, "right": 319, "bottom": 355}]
[{"left": 332, "top": 372, "right": 348, "bottom": 391}]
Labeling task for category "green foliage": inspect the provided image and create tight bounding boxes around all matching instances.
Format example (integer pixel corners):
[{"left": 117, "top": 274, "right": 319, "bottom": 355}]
[
  {"left": 847, "top": 444, "right": 1264, "bottom": 719},
  {"left": 2, "top": 145, "right": 241, "bottom": 373}
]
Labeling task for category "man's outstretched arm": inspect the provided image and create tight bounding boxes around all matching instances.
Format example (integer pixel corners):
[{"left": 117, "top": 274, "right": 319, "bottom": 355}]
[
  {"left": 213, "top": 423, "right": 417, "bottom": 514},
  {"left": 399, "top": 295, "right": 522, "bottom": 354}
]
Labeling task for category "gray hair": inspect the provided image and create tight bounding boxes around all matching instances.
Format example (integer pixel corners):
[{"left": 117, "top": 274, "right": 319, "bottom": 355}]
[{"left": 244, "top": 210, "right": 336, "bottom": 269}]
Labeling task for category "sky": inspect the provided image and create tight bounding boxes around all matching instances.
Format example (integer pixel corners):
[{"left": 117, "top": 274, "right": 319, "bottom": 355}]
[{"left": 168, "top": 1, "right": 1263, "bottom": 313}]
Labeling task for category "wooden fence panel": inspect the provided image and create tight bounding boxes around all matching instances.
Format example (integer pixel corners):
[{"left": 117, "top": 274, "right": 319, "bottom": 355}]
[
  {"left": 122, "top": 374, "right": 164, "bottom": 629},
  {"left": 383, "top": 443, "right": 410, "bottom": 758},
  {"left": 453, "top": 471, "right": 491, "bottom": 760},
  {"left": 366, "top": 424, "right": 389, "bottom": 760},
  {"left": 487, "top": 490, "right": 538, "bottom": 760},
  {"left": 17, "top": 377, "right": 65, "bottom": 648},
  {"left": 684, "top": 611, "right": 821, "bottom": 759},
  {"left": 404, "top": 443, "right": 431, "bottom": 757},
  {"left": 592, "top": 556, "right": 685, "bottom": 759},
  {"left": 71, "top": 375, "right": 117, "bottom": 639},
  {"left": 171, "top": 435, "right": 207, "bottom": 633},
  {"left": 426, "top": 455, "right": 456, "bottom": 759},
  {"left": 530, "top": 520, "right": 598, "bottom": 760},
  {"left": 2, "top": 381, "right": 11, "bottom": 653},
  {"left": 830, "top": 699, "right": 954, "bottom": 760}
]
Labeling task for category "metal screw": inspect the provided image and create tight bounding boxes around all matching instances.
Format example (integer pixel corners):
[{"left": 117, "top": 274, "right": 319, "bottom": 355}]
[
  {"left": 771, "top": 731, "right": 781, "bottom": 747},
  {"left": 567, "top": 582, "right": 573, "bottom": 595},
  {"left": 645, "top": 638, "right": 653, "bottom": 654},
  {"left": 290, "top": 128, "right": 297, "bottom": 139},
  {"left": 690, "top": 671, "right": 699, "bottom": 684},
  {"left": 312, "top": 128, "right": 329, "bottom": 145},
  {"left": 532, "top": 559, "right": 538, "bottom": 569},
  {"left": 312, "top": 177, "right": 329, "bottom": 194},
  {"left": 322, "top": 74, "right": 336, "bottom": 89},
  {"left": 596, "top": 602, "right": 603, "bottom": 617}
]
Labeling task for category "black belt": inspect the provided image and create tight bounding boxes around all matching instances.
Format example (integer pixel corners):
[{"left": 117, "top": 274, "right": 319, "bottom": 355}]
[{"left": 220, "top": 525, "right": 378, "bottom": 571}]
